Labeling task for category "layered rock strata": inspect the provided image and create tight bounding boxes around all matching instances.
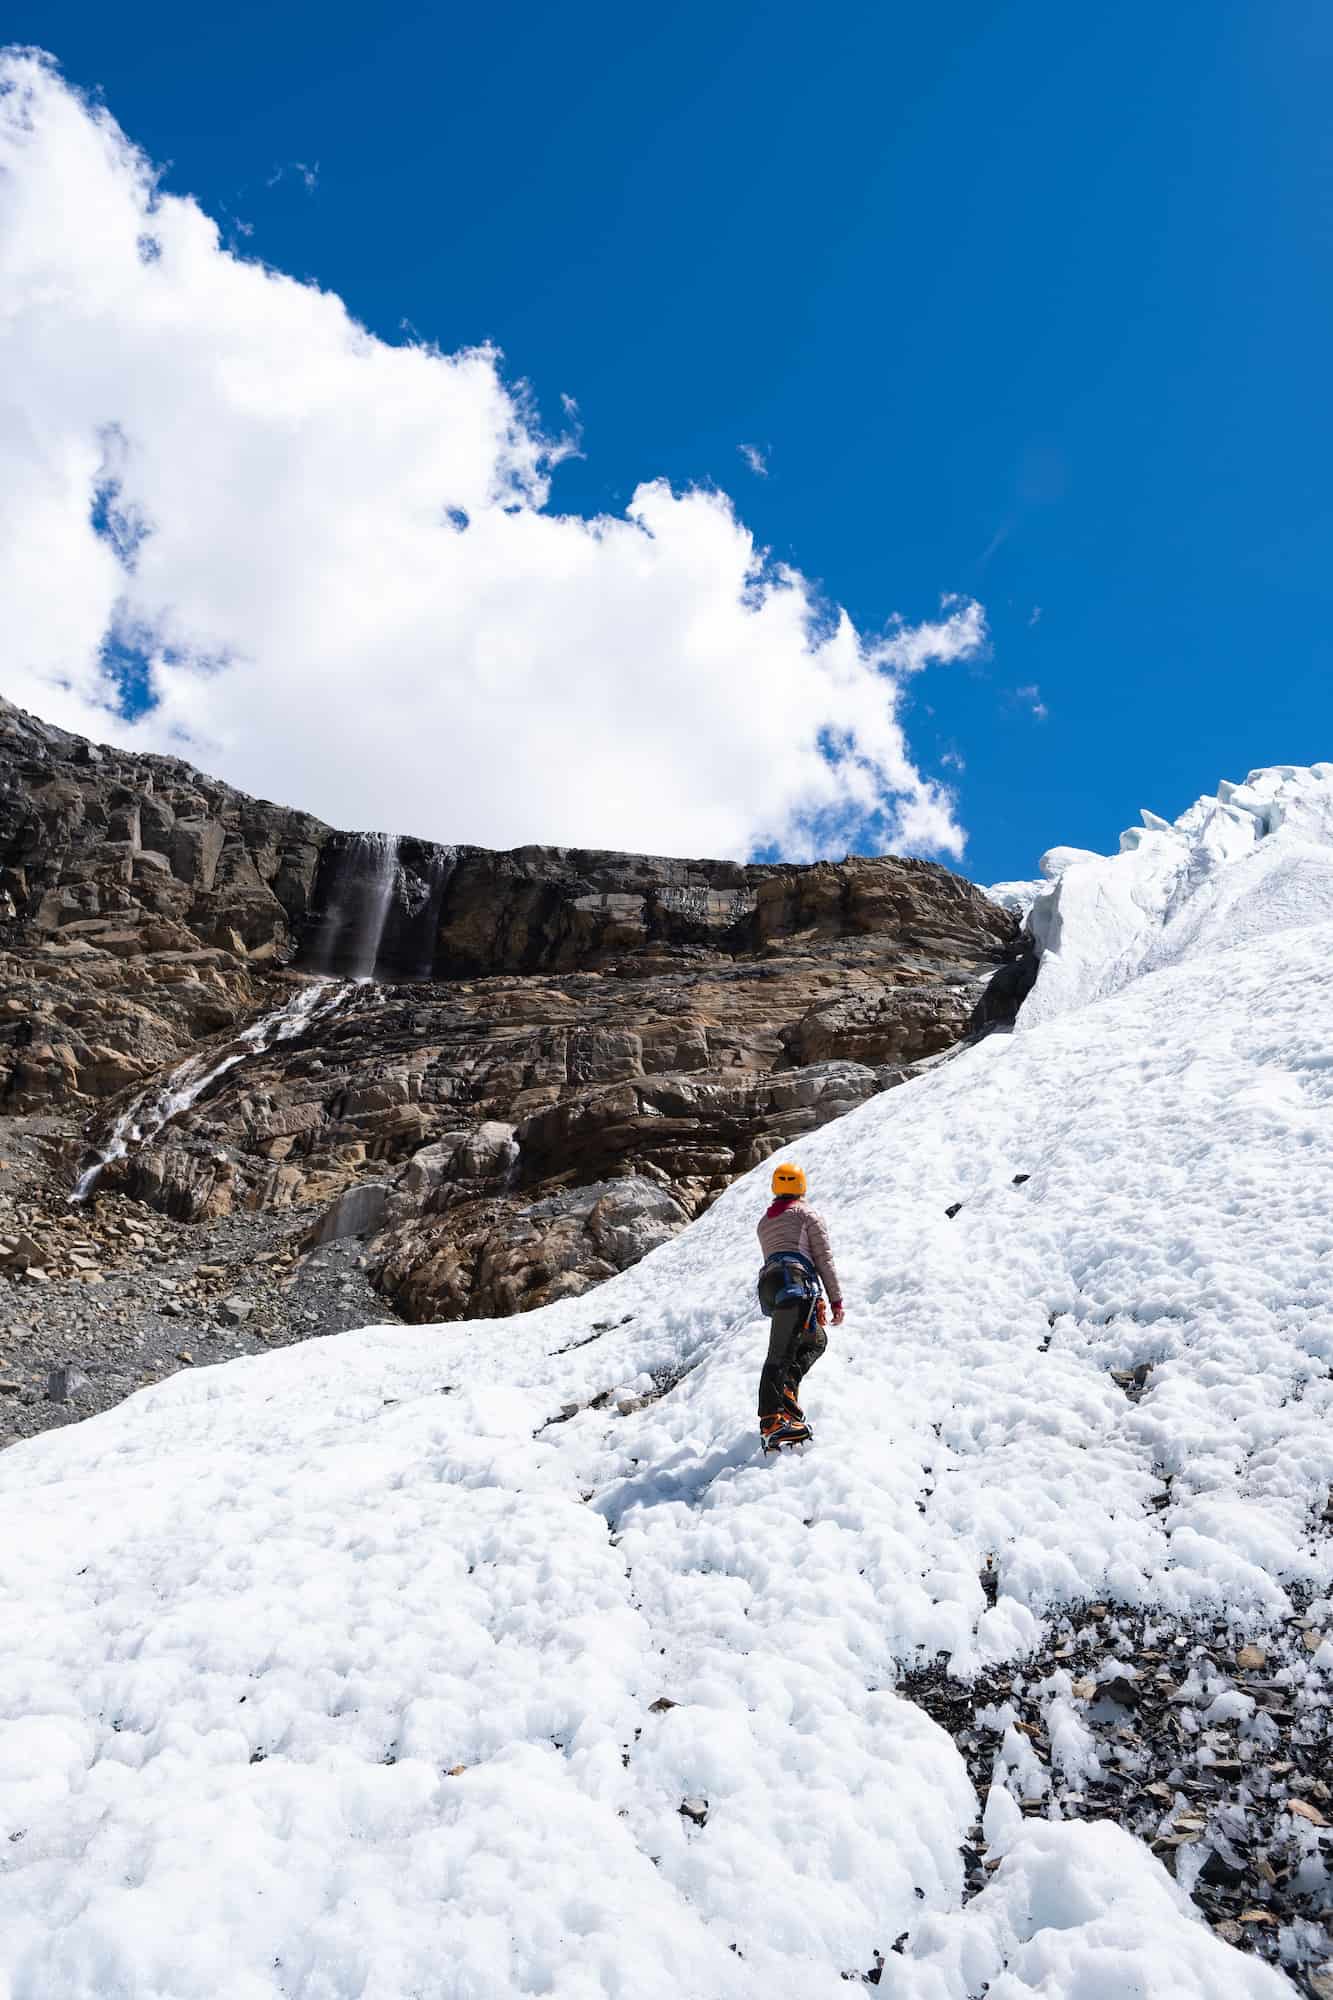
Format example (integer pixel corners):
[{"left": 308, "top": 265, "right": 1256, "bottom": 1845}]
[{"left": 0, "top": 695, "right": 1020, "bottom": 1325}]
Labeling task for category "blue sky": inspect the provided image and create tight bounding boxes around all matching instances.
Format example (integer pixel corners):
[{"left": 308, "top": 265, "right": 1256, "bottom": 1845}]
[{"left": 11, "top": 0, "right": 1333, "bottom": 882}]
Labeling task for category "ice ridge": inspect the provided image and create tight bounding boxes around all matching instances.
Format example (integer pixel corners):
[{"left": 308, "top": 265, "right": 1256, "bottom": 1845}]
[{"left": 1022, "top": 762, "right": 1333, "bottom": 1027}]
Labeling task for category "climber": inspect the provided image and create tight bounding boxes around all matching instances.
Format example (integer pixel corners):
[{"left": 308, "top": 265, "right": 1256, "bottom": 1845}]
[{"left": 755, "top": 1162, "right": 843, "bottom": 1451}]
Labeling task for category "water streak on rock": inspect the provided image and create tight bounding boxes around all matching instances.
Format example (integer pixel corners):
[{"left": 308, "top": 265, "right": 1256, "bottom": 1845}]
[
  {"left": 71, "top": 981, "right": 346, "bottom": 1202},
  {"left": 406, "top": 845, "right": 456, "bottom": 982}
]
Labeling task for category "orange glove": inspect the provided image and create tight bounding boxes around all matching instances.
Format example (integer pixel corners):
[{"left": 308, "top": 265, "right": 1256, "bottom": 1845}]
[{"left": 816, "top": 1297, "right": 828, "bottom": 1328}]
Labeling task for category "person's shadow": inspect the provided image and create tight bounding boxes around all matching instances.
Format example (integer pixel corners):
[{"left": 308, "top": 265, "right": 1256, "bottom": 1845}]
[{"left": 591, "top": 1428, "right": 763, "bottom": 1529}]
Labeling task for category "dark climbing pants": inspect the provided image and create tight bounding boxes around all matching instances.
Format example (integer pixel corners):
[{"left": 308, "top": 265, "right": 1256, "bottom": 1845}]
[{"left": 758, "top": 1301, "right": 827, "bottom": 1421}]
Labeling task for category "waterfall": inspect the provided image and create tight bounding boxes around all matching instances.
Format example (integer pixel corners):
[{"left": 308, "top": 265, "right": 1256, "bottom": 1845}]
[
  {"left": 405, "top": 844, "right": 456, "bottom": 981},
  {"left": 304, "top": 832, "right": 403, "bottom": 981},
  {"left": 71, "top": 980, "right": 348, "bottom": 1203},
  {"left": 350, "top": 832, "right": 399, "bottom": 982}
]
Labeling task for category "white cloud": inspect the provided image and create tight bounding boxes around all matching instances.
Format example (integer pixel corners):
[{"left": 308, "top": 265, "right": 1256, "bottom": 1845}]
[
  {"left": 0, "top": 49, "right": 985, "bottom": 861},
  {"left": 1028, "top": 604, "right": 1042, "bottom": 626},
  {"left": 1015, "top": 683, "right": 1049, "bottom": 722},
  {"left": 738, "top": 442, "right": 768, "bottom": 477}
]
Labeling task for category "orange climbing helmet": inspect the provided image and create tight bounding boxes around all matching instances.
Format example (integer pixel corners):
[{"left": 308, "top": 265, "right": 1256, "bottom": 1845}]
[{"left": 771, "top": 1162, "right": 807, "bottom": 1198}]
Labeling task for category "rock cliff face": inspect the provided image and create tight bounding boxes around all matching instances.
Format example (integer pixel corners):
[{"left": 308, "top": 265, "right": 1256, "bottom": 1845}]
[
  {"left": 0, "top": 695, "right": 325, "bottom": 955},
  {"left": 0, "top": 693, "right": 323, "bottom": 1113},
  {"left": 0, "top": 694, "right": 1021, "bottom": 1330}
]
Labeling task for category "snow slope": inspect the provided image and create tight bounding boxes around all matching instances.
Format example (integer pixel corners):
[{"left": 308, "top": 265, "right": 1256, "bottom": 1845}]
[{"left": 5, "top": 770, "right": 1333, "bottom": 1999}]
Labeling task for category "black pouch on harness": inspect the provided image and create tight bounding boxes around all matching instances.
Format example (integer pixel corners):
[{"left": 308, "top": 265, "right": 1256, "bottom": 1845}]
[{"left": 757, "top": 1250, "right": 820, "bottom": 1319}]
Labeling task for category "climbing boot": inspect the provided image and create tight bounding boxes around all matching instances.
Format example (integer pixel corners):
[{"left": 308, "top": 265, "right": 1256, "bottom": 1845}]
[{"left": 761, "top": 1414, "right": 813, "bottom": 1453}]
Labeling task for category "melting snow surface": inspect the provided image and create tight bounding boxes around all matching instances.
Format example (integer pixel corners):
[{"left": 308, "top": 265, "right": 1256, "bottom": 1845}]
[{"left": 4, "top": 769, "right": 1333, "bottom": 1997}]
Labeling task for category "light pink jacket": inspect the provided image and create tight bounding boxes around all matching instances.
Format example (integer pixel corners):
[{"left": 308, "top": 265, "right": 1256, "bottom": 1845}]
[{"left": 756, "top": 1197, "right": 842, "bottom": 1304}]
